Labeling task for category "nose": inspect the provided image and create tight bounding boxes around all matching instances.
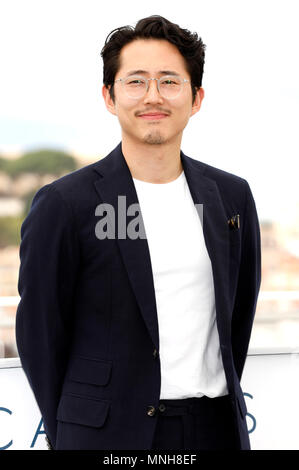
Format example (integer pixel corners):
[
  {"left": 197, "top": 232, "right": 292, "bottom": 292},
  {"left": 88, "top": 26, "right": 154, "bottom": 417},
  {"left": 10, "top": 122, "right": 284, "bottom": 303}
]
[{"left": 143, "top": 79, "right": 163, "bottom": 104}]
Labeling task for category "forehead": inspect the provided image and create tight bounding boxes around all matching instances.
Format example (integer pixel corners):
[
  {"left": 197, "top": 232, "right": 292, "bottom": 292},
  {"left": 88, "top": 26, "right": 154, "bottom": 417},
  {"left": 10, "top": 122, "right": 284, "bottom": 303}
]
[{"left": 117, "top": 39, "right": 189, "bottom": 77}]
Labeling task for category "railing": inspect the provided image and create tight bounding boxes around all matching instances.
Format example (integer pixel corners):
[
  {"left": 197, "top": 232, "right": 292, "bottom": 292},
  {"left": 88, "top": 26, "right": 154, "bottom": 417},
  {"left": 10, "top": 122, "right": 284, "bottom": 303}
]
[
  {"left": 2, "top": 291, "right": 299, "bottom": 306},
  {"left": 1, "top": 292, "right": 299, "bottom": 358},
  {"left": 0, "top": 296, "right": 20, "bottom": 307}
]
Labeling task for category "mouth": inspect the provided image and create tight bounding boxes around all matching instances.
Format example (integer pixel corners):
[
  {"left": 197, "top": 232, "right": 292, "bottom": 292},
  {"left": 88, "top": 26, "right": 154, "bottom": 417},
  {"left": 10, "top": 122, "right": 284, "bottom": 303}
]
[{"left": 138, "top": 113, "right": 169, "bottom": 120}]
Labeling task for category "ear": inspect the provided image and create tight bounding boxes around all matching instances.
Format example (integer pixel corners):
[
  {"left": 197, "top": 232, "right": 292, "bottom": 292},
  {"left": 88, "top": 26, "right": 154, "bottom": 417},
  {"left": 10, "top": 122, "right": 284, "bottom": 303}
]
[
  {"left": 190, "top": 87, "right": 205, "bottom": 117},
  {"left": 102, "top": 84, "right": 117, "bottom": 116}
]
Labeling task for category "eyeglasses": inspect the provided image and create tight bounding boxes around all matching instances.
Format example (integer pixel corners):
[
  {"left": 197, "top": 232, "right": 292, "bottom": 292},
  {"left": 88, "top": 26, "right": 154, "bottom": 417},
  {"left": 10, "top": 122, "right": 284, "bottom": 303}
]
[{"left": 114, "top": 74, "right": 190, "bottom": 100}]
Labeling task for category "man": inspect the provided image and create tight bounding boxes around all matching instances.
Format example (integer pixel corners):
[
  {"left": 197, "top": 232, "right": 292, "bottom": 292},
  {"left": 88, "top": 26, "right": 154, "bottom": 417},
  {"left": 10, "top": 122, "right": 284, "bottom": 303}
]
[{"left": 15, "top": 15, "right": 261, "bottom": 450}]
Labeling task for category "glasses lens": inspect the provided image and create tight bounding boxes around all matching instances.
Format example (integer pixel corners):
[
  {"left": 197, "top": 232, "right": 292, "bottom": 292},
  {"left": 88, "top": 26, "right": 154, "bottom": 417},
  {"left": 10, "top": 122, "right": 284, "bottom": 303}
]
[
  {"left": 124, "top": 76, "right": 147, "bottom": 98},
  {"left": 122, "top": 75, "right": 183, "bottom": 99},
  {"left": 159, "top": 76, "right": 182, "bottom": 99}
]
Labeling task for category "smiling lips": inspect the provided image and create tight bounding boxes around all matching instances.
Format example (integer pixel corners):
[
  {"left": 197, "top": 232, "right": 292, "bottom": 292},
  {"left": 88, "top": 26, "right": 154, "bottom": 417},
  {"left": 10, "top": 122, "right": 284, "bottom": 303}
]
[{"left": 138, "top": 112, "right": 169, "bottom": 120}]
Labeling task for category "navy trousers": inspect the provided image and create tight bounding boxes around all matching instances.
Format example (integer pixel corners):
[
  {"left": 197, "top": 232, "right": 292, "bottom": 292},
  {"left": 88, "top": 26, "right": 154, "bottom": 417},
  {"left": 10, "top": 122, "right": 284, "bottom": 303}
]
[{"left": 151, "top": 395, "right": 241, "bottom": 450}]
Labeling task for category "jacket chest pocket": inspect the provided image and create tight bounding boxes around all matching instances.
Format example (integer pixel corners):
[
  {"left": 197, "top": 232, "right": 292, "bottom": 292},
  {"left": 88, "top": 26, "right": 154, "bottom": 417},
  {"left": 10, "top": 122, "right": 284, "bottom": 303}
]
[
  {"left": 227, "top": 212, "right": 241, "bottom": 246},
  {"left": 228, "top": 226, "right": 241, "bottom": 246}
]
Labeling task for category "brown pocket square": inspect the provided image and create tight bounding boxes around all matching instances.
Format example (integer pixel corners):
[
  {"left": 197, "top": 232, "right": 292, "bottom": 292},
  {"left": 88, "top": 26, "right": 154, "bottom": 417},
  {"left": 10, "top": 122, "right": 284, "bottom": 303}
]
[{"left": 227, "top": 214, "right": 240, "bottom": 230}]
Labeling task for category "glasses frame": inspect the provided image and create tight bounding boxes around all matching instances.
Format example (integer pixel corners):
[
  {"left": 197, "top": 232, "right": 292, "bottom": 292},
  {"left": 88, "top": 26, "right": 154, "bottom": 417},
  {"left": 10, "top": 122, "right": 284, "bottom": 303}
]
[{"left": 114, "top": 74, "right": 190, "bottom": 100}]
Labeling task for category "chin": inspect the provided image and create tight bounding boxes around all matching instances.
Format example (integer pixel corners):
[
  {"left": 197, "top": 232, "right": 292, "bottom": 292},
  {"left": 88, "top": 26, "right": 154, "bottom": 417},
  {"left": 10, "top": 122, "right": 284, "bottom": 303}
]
[{"left": 142, "top": 131, "right": 167, "bottom": 145}]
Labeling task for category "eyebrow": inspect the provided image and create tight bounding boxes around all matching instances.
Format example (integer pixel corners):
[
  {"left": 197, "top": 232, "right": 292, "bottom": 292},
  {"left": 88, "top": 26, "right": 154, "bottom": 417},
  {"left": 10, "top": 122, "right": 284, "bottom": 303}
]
[{"left": 125, "top": 70, "right": 180, "bottom": 77}]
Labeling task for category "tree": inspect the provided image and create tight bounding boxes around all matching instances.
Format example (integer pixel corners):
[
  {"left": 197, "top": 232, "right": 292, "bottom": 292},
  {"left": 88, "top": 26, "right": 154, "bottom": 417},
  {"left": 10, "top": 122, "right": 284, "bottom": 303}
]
[{"left": 1, "top": 149, "right": 77, "bottom": 178}]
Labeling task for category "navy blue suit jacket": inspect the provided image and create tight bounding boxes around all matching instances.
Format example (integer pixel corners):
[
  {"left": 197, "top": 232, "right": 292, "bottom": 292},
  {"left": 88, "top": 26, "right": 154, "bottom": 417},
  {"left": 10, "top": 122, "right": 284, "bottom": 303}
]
[{"left": 15, "top": 142, "right": 261, "bottom": 450}]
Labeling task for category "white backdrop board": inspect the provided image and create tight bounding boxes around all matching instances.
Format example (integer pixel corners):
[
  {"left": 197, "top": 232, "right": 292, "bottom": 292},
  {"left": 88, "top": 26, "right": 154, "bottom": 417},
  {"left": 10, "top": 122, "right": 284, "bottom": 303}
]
[{"left": 0, "top": 351, "right": 299, "bottom": 450}]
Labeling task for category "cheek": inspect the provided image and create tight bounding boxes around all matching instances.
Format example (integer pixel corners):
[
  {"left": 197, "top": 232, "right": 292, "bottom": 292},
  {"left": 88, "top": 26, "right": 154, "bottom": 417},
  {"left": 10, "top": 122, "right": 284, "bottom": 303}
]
[
  {"left": 173, "top": 105, "right": 192, "bottom": 125},
  {"left": 115, "top": 103, "right": 135, "bottom": 124},
  {"left": 114, "top": 95, "right": 137, "bottom": 114},
  {"left": 171, "top": 94, "right": 191, "bottom": 115},
  {"left": 117, "top": 109, "right": 139, "bottom": 134}
]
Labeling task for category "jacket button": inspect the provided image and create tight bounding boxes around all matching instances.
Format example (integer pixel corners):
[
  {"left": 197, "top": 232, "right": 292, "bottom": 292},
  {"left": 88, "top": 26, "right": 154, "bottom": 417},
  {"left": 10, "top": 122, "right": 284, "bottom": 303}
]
[
  {"left": 147, "top": 405, "right": 156, "bottom": 416},
  {"left": 158, "top": 403, "right": 166, "bottom": 412},
  {"left": 153, "top": 348, "right": 158, "bottom": 358}
]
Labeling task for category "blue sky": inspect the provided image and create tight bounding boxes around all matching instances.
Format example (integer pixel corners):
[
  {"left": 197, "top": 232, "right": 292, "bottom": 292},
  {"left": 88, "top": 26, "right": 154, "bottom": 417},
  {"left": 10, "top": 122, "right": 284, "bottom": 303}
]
[{"left": 1, "top": 0, "right": 298, "bottom": 223}]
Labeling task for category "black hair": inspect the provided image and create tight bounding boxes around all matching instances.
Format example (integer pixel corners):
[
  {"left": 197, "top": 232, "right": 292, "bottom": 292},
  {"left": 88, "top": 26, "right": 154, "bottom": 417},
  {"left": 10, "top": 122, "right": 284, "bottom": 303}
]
[{"left": 100, "top": 15, "right": 206, "bottom": 104}]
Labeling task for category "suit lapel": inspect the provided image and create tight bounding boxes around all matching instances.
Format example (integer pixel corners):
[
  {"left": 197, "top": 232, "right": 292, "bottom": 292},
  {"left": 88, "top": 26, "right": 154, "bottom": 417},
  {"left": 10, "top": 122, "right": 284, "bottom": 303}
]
[
  {"left": 180, "top": 151, "right": 231, "bottom": 344},
  {"left": 93, "top": 143, "right": 160, "bottom": 351},
  {"left": 93, "top": 143, "right": 230, "bottom": 352}
]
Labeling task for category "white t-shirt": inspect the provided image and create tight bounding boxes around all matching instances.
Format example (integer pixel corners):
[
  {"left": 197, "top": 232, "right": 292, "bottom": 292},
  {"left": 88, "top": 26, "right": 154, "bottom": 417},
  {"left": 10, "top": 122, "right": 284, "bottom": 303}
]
[{"left": 133, "top": 170, "right": 228, "bottom": 399}]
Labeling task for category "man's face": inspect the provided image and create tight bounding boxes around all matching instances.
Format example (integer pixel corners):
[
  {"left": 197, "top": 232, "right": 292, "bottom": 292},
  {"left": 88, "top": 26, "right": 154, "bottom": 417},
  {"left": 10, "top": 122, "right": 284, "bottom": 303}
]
[{"left": 102, "top": 39, "right": 204, "bottom": 146}]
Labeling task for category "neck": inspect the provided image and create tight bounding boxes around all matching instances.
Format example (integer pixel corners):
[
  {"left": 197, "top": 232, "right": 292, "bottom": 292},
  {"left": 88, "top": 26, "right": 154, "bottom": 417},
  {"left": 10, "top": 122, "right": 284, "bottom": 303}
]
[{"left": 121, "top": 136, "right": 183, "bottom": 184}]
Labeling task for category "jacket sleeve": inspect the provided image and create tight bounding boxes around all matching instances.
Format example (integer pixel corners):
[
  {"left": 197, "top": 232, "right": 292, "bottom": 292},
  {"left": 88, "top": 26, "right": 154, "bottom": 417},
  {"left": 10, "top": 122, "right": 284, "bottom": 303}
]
[
  {"left": 15, "top": 184, "right": 80, "bottom": 448},
  {"left": 231, "top": 179, "right": 262, "bottom": 381}
]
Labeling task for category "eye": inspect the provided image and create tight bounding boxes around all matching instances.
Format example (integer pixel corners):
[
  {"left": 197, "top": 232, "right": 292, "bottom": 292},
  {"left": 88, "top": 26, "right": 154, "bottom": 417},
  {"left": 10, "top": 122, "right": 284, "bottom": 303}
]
[
  {"left": 125, "top": 76, "right": 146, "bottom": 86},
  {"left": 160, "top": 77, "right": 181, "bottom": 86}
]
